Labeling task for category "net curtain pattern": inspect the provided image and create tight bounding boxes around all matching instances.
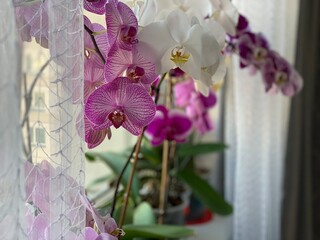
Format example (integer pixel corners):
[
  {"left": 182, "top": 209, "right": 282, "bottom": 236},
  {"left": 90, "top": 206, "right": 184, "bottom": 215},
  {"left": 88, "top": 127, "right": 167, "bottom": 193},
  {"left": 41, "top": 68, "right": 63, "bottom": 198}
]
[{"left": 0, "top": 0, "right": 85, "bottom": 239}]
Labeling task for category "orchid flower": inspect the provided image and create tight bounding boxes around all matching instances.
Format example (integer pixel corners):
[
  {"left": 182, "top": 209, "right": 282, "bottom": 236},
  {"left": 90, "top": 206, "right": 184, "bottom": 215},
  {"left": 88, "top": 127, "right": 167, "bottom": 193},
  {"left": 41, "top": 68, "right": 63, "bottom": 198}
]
[
  {"left": 105, "top": 47, "right": 157, "bottom": 88},
  {"left": 237, "top": 31, "right": 270, "bottom": 69},
  {"left": 209, "top": 0, "right": 239, "bottom": 35},
  {"left": 84, "top": 16, "right": 109, "bottom": 68},
  {"left": 85, "top": 77, "right": 156, "bottom": 135},
  {"left": 138, "top": 10, "right": 225, "bottom": 95},
  {"left": 15, "top": 1, "right": 49, "bottom": 48},
  {"left": 105, "top": 0, "right": 138, "bottom": 50},
  {"left": 81, "top": 196, "right": 120, "bottom": 237},
  {"left": 262, "top": 51, "right": 303, "bottom": 96},
  {"left": 84, "top": 227, "right": 117, "bottom": 240},
  {"left": 145, "top": 105, "right": 192, "bottom": 146},
  {"left": 81, "top": 114, "right": 111, "bottom": 149},
  {"left": 174, "top": 79, "right": 217, "bottom": 134},
  {"left": 84, "top": 0, "right": 108, "bottom": 15}
]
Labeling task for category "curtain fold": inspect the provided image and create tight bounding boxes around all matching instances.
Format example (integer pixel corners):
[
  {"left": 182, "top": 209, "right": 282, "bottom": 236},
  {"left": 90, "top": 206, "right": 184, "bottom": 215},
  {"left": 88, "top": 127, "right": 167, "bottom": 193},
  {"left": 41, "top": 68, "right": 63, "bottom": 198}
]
[
  {"left": 224, "top": 0, "right": 299, "bottom": 239},
  {"left": 282, "top": 0, "right": 320, "bottom": 239}
]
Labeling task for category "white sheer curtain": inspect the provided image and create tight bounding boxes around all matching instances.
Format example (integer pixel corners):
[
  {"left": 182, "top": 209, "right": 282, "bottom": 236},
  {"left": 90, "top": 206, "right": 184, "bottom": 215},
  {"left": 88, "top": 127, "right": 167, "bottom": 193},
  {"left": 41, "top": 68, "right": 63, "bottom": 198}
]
[
  {"left": 0, "top": 0, "right": 85, "bottom": 239},
  {"left": 0, "top": 1, "right": 24, "bottom": 239},
  {"left": 224, "top": 0, "right": 299, "bottom": 240}
]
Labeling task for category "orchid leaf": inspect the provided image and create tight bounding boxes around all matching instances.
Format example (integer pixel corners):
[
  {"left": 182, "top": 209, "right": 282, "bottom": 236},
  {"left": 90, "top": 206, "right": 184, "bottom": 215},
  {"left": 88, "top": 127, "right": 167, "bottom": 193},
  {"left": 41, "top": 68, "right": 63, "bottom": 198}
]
[
  {"left": 178, "top": 169, "right": 233, "bottom": 215},
  {"left": 122, "top": 224, "right": 194, "bottom": 239},
  {"left": 177, "top": 143, "right": 227, "bottom": 158},
  {"left": 85, "top": 152, "right": 140, "bottom": 203}
]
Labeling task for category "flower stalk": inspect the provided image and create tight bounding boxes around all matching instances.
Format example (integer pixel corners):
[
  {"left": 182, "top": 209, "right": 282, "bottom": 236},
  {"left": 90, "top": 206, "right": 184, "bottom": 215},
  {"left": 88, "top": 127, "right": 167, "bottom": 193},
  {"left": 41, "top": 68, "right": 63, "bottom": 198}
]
[
  {"left": 118, "top": 131, "right": 144, "bottom": 230},
  {"left": 158, "top": 76, "right": 172, "bottom": 224}
]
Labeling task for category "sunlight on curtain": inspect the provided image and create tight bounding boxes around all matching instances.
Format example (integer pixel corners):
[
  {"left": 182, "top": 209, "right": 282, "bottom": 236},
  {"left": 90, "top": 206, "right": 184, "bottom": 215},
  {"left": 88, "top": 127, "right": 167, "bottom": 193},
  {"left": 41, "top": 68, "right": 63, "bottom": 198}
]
[
  {"left": 1, "top": 0, "right": 85, "bottom": 239},
  {"left": 224, "top": 0, "right": 299, "bottom": 239}
]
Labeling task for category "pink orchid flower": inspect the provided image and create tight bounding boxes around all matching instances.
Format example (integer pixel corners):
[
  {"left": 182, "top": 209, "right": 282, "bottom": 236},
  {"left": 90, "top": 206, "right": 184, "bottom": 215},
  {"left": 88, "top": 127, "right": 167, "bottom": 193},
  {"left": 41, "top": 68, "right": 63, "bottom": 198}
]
[
  {"left": 105, "top": 47, "right": 157, "bottom": 88},
  {"left": 84, "top": 0, "right": 108, "bottom": 15},
  {"left": 105, "top": 0, "right": 138, "bottom": 50},
  {"left": 85, "top": 77, "right": 156, "bottom": 135}
]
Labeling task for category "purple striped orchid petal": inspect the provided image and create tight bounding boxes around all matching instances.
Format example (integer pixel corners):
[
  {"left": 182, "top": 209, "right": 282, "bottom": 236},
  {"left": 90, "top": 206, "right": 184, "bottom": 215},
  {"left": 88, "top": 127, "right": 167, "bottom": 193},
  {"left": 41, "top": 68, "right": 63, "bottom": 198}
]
[
  {"left": 84, "top": 60, "right": 105, "bottom": 102},
  {"left": 84, "top": 16, "right": 108, "bottom": 68},
  {"left": 105, "top": 0, "right": 138, "bottom": 50},
  {"left": 85, "top": 77, "right": 156, "bottom": 135},
  {"left": 105, "top": 47, "right": 157, "bottom": 87},
  {"left": 84, "top": 0, "right": 108, "bottom": 15}
]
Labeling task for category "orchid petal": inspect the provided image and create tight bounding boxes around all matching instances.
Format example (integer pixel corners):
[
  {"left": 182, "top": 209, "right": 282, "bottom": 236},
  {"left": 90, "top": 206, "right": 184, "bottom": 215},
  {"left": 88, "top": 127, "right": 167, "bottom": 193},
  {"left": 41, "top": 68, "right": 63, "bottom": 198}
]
[
  {"left": 84, "top": 0, "right": 107, "bottom": 15},
  {"left": 166, "top": 10, "right": 190, "bottom": 44},
  {"left": 105, "top": 47, "right": 132, "bottom": 82},
  {"left": 85, "top": 84, "right": 118, "bottom": 126},
  {"left": 138, "top": 21, "right": 175, "bottom": 73}
]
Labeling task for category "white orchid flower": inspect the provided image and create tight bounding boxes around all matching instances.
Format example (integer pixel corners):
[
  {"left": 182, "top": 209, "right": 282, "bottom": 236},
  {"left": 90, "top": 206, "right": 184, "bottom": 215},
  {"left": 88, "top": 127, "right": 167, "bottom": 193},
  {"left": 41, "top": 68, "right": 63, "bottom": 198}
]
[
  {"left": 126, "top": 0, "right": 214, "bottom": 26},
  {"left": 138, "top": 9, "right": 226, "bottom": 96},
  {"left": 210, "top": 0, "right": 239, "bottom": 35}
]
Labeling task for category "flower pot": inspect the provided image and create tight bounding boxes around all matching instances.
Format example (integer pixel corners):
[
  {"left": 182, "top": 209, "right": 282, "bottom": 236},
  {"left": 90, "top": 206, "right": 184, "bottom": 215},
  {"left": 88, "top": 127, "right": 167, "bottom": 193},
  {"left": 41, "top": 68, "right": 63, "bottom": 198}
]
[{"left": 153, "top": 202, "right": 186, "bottom": 226}]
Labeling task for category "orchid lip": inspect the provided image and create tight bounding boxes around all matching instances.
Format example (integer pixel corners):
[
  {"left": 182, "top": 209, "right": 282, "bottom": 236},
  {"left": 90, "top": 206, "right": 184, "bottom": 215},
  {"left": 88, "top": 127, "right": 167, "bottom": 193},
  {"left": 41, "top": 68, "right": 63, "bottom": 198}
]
[
  {"left": 108, "top": 110, "right": 126, "bottom": 128},
  {"left": 120, "top": 25, "right": 138, "bottom": 44},
  {"left": 253, "top": 47, "right": 268, "bottom": 61},
  {"left": 126, "top": 65, "right": 145, "bottom": 83},
  {"left": 170, "top": 46, "right": 190, "bottom": 67},
  {"left": 275, "top": 71, "right": 288, "bottom": 86}
]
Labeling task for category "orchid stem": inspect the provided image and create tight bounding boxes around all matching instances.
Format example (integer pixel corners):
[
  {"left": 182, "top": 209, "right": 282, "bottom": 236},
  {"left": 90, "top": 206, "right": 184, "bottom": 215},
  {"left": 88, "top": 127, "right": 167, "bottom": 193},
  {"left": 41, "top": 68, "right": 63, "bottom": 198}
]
[
  {"left": 84, "top": 24, "right": 105, "bottom": 64},
  {"left": 118, "top": 131, "right": 144, "bottom": 230},
  {"left": 158, "top": 76, "right": 172, "bottom": 224},
  {"left": 110, "top": 144, "right": 136, "bottom": 217}
]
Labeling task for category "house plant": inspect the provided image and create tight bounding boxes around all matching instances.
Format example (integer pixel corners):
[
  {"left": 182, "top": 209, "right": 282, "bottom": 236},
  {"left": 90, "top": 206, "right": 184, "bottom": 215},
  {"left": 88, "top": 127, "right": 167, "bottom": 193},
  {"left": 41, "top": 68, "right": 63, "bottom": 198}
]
[{"left": 12, "top": 0, "right": 303, "bottom": 239}]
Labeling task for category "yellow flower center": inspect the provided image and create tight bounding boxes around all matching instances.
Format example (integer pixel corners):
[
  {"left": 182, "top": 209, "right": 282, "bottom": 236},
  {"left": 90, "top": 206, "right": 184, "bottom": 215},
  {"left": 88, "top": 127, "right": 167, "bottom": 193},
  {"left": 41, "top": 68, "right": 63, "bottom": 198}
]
[
  {"left": 275, "top": 71, "right": 288, "bottom": 86},
  {"left": 170, "top": 46, "right": 190, "bottom": 67},
  {"left": 253, "top": 47, "right": 268, "bottom": 62}
]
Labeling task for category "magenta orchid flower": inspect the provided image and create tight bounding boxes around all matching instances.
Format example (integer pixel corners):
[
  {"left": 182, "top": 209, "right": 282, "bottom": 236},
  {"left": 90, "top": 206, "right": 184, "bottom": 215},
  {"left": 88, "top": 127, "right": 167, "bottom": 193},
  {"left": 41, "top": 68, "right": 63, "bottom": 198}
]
[
  {"left": 237, "top": 31, "right": 270, "bottom": 69},
  {"left": 146, "top": 105, "right": 192, "bottom": 146},
  {"left": 76, "top": 113, "right": 111, "bottom": 149},
  {"left": 105, "top": 47, "right": 157, "bottom": 88},
  {"left": 262, "top": 51, "right": 303, "bottom": 96},
  {"left": 15, "top": 1, "right": 49, "bottom": 48},
  {"left": 84, "top": 16, "right": 109, "bottom": 68},
  {"left": 81, "top": 196, "right": 121, "bottom": 238},
  {"left": 84, "top": 0, "right": 108, "bottom": 15},
  {"left": 105, "top": 0, "right": 138, "bottom": 50},
  {"left": 85, "top": 77, "right": 156, "bottom": 135},
  {"left": 84, "top": 227, "right": 117, "bottom": 240}
]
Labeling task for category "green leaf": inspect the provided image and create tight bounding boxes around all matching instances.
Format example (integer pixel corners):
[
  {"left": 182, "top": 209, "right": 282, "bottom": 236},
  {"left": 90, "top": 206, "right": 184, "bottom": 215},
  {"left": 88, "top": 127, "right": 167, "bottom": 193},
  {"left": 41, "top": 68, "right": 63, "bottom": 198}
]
[
  {"left": 177, "top": 143, "right": 227, "bottom": 158},
  {"left": 122, "top": 225, "right": 194, "bottom": 240},
  {"left": 85, "top": 152, "right": 140, "bottom": 203},
  {"left": 87, "top": 174, "right": 115, "bottom": 188},
  {"left": 140, "top": 145, "right": 162, "bottom": 165},
  {"left": 178, "top": 169, "right": 233, "bottom": 215},
  {"left": 133, "top": 202, "right": 156, "bottom": 225},
  {"left": 114, "top": 199, "right": 134, "bottom": 225}
]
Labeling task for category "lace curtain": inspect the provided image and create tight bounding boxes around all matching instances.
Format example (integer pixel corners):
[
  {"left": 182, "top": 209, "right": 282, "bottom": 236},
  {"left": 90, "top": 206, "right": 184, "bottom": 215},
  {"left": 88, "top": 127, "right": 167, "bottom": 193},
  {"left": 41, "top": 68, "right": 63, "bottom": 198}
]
[
  {"left": 224, "top": 0, "right": 299, "bottom": 239},
  {"left": 0, "top": 0, "right": 85, "bottom": 239}
]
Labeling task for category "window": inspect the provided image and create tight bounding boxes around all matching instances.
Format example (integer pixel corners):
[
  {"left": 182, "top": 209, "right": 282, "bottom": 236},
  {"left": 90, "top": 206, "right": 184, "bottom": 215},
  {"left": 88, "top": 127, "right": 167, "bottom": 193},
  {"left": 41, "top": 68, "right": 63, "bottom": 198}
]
[
  {"left": 33, "top": 91, "right": 45, "bottom": 110},
  {"left": 34, "top": 127, "right": 46, "bottom": 145}
]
